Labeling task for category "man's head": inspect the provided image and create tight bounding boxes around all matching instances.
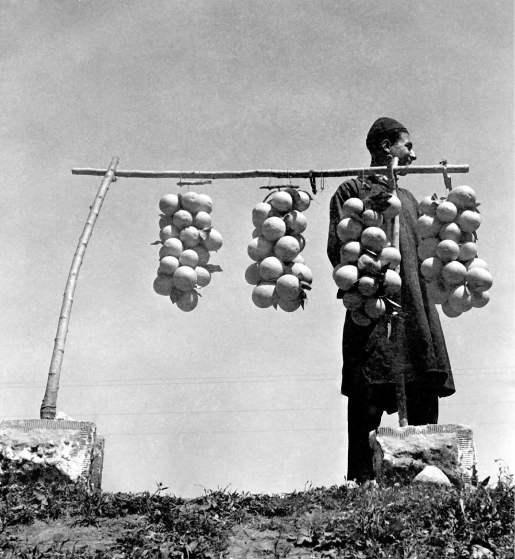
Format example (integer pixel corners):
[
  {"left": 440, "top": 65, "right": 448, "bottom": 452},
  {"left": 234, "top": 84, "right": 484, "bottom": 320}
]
[{"left": 366, "top": 117, "right": 416, "bottom": 166}]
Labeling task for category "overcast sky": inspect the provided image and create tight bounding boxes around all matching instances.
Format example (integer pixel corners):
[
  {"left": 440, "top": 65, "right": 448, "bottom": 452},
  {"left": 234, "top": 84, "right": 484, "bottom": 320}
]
[{"left": 0, "top": 0, "right": 513, "bottom": 495}]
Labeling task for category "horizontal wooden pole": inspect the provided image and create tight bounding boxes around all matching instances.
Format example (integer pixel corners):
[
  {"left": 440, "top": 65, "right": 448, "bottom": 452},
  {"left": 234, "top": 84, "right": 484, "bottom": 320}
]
[{"left": 71, "top": 164, "right": 469, "bottom": 180}]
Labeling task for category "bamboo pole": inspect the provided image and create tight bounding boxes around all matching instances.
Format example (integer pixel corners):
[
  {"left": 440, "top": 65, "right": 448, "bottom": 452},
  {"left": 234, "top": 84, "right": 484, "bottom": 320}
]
[
  {"left": 71, "top": 164, "right": 468, "bottom": 180},
  {"left": 40, "top": 157, "right": 120, "bottom": 420},
  {"left": 386, "top": 156, "right": 408, "bottom": 428}
]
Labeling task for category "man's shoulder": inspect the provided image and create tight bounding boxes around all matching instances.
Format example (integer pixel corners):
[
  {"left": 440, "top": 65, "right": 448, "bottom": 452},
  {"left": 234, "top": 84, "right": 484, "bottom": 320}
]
[{"left": 331, "top": 178, "right": 363, "bottom": 201}]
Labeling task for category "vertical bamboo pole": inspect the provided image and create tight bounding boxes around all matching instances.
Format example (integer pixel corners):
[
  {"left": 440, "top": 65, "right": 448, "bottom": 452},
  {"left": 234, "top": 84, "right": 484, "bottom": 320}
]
[
  {"left": 387, "top": 156, "right": 408, "bottom": 428},
  {"left": 40, "top": 157, "right": 120, "bottom": 420}
]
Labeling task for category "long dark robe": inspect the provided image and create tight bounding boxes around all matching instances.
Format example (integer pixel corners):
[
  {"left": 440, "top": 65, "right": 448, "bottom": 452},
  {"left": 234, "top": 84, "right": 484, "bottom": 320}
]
[{"left": 327, "top": 176, "right": 455, "bottom": 411}]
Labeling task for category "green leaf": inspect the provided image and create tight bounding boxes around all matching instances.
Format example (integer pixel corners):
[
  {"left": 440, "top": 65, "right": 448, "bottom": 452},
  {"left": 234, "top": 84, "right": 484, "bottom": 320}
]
[
  {"left": 300, "top": 281, "right": 312, "bottom": 291},
  {"left": 365, "top": 191, "right": 392, "bottom": 213},
  {"left": 205, "top": 264, "right": 223, "bottom": 273},
  {"left": 285, "top": 187, "right": 302, "bottom": 208},
  {"left": 150, "top": 240, "right": 162, "bottom": 245},
  {"left": 262, "top": 191, "right": 275, "bottom": 204}
]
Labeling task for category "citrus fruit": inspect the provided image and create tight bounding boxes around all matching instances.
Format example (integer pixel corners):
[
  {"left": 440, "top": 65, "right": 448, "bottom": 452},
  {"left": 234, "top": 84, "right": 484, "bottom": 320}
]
[
  {"left": 287, "top": 263, "right": 313, "bottom": 284},
  {"left": 158, "top": 256, "right": 180, "bottom": 276},
  {"left": 436, "top": 240, "right": 460, "bottom": 262},
  {"left": 278, "top": 297, "right": 302, "bottom": 312},
  {"left": 457, "top": 210, "right": 481, "bottom": 233},
  {"left": 417, "top": 215, "right": 442, "bottom": 239},
  {"left": 421, "top": 257, "right": 444, "bottom": 281},
  {"left": 274, "top": 236, "right": 301, "bottom": 262},
  {"left": 340, "top": 241, "right": 362, "bottom": 264},
  {"left": 458, "top": 242, "right": 478, "bottom": 262},
  {"left": 172, "top": 266, "right": 197, "bottom": 291},
  {"left": 383, "top": 269, "right": 402, "bottom": 295},
  {"left": 364, "top": 297, "right": 386, "bottom": 319},
  {"left": 342, "top": 198, "right": 364, "bottom": 218},
  {"left": 379, "top": 247, "right": 401, "bottom": 270},
  {"left": 417, "top": 238, "right": 439, "bottom": 261},
  {"left": 436, "top": 201, "right": 458, "bottom": 223},
  {"left": 357, "top": 253, "right": 382, "bottom": 275},
  {"left": 252, "top": 227, "right": 261, "bottom": 239},
  {"left": 439, "top": 223, "right": 462, "bottom": 243},
  {"left": 351, "top": 309, "right": 372, "bottom": 326},
  {"left": 292, "top": 254, "right": 305, "bottom": 264},
  {"left": 362, "top": 209, "right": 383, "bottom": 228},
  {"left": 159, "top": 238, "right": 183, "bottom": 259},
  {"left": 448, "top": 285, "right": 474, "bottom": 312},
  {"left": 181, "top": 192, "right": 201, "bottom": 214},
  {"left": 270, "top": 191, "right": 293, "bottom": 213},
  {"left": 419, "top": 196, "right": 437, "bottom": 216},
  {"left": 252, "top": 282, "right": 276, "bottom": 308},
  {"left": 191, "top": 244, "right": 210, "bottom": 266},
  {"left": 426, "top": 280, "right": 450, "bottom": 305},
  {"left": 441, "top": 261, "right": 467, "bottom": 285},
  {"left": 180, "top": 226, "right": 200, "bottom": 248},
  {"left": 193, "top": 211, "right": 212, "bottom": 230},
  {"left": 195, "top": 266, "right": 211, "bottom": 287},
  {"left": 276, "top": 274, "right": 301, "bottom": 301},
  {"left": 252, "top": 203, "right": 273, "bottom": 227},
  {"left": 197, "top": 194, "right": 213, "bottom": 214},
  {"left": 361, "top": 227, "right": 387, "bottom": 253},
  {"left": 203, "top": 229, "right": 223, "bottom": 251},
  {"left": 442, "top": 301, "right": 462, "bottom": 318},
  {"left": 175, "top": 289, "right": 198, "bottom": 312},
  {"left": 159, "top": 194, "right": 180, "bottom": 216},
  {"left": 179, "top": 249, "right": 199, "bottom": 268},
  {"left": 245, "top": 263, "right": 262, "bottom": 285},
  {"left": 466, "top": 268, "right": 493, "bottom": 292},
  {"left": 160, "top": 224, "right": 181, "bottom": 242},
  {"left": 262, "top": 217, "right": 287, "bottom": 241},
  {"left": 259, "top": 257, "right": 285, "bottom": 281},
  {"left": 153, "top": 274, "right": 174, "bottom": 296},
  {"left": 337, "top": 217, "right": 363, "bottom": 242},
  {"left": 247, "top": 237, "right": 275, "bottom": 262},
  {"left": 294, "top": 191, "right": 311, "bottom": 212},
  {"left": 465, "top": 258, "right": 489, "bottom": 271},
  {"left": 284, "top": 210, "right": 307, "bottom": 234},
  {"left": 382, "top": 195, "right": 401, "bottom": 218},
  {"left": 333, "top": 264, "right": 359, "bottom": 291},
  {"left": 342, "top": 290, "right": 364, "bottom": 311},
  {"left": 446, "top": 185, "right": 476, "bottom": 211},
  {"left": 471, "top": 290, "right": 490, "bottom": 308},
  {"left": 172, "top": 210, "right": 193, "bottom": 230},
  {"left": 358, "top": 275, "right": 379, "bottom": 296}
]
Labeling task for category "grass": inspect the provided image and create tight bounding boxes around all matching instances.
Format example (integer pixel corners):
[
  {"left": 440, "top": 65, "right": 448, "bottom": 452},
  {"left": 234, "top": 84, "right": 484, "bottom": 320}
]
[{"left": 0, "top": 463, "right": 512, "bottom": 558}]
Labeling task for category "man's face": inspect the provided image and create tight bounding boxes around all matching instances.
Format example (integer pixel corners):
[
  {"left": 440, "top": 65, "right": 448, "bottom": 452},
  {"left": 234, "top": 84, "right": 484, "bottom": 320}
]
[{"left": 389, "top": 132, "right": 416, "bottom": 166}]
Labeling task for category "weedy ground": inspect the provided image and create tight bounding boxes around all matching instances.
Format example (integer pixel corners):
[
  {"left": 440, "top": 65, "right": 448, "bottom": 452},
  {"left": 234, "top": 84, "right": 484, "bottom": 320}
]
[{"left": 0, "top": 465, "right": 512, "bottom": 559}]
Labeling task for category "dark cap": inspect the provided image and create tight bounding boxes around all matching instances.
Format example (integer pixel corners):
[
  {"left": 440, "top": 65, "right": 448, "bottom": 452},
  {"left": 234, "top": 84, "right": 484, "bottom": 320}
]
[{"left": 366, "top": 117, "right": 409, "bottom": 151}]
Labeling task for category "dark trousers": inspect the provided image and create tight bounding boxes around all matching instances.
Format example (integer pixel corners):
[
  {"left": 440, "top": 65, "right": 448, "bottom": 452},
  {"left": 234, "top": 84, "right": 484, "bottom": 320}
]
[{"left": 346, "top": 385, "right": 439, "bottom": 483}]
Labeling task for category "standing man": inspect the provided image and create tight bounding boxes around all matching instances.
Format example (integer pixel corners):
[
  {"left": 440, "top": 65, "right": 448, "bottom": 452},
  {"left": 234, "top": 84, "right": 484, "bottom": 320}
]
[{"left": 327, "top": 117, "right": 455, "bottom": 483}]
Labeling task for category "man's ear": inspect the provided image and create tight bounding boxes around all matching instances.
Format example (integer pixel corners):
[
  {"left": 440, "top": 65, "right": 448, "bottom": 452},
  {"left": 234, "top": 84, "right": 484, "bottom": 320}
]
[{"left": 381, "top": 139, "right": 392, "bottom": 153}]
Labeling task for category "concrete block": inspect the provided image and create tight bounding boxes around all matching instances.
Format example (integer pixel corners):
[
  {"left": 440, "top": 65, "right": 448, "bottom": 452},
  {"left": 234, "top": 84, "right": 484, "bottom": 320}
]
[
  {"left": 0, "top": 419, "right": 104, "bottom": 488},
  {"left": 369, "top": 424, "right": 476, "bottom": 486}
]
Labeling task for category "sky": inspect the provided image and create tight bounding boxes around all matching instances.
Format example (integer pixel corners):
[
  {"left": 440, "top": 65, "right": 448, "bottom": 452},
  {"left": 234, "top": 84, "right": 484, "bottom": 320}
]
[{"left": 0, "top": 0, "right": 513, "bottom": 496}]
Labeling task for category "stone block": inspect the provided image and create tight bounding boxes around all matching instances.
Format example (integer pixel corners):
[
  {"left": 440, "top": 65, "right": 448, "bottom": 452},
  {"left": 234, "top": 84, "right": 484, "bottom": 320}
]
[
  {"left": 413, "top": 465, "right": 452, "bottom": 486},
  {"left": 0, "top": 419, "right": 104, "bottom": 488},
  {"left": 369, "top": 424, "right": 476, "bottom": 486}
]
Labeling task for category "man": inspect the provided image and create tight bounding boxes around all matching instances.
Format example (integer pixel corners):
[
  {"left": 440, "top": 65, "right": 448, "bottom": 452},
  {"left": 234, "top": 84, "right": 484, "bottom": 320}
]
[{"left": 327, "top": 117, "right": 455, "bottom": 483}]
